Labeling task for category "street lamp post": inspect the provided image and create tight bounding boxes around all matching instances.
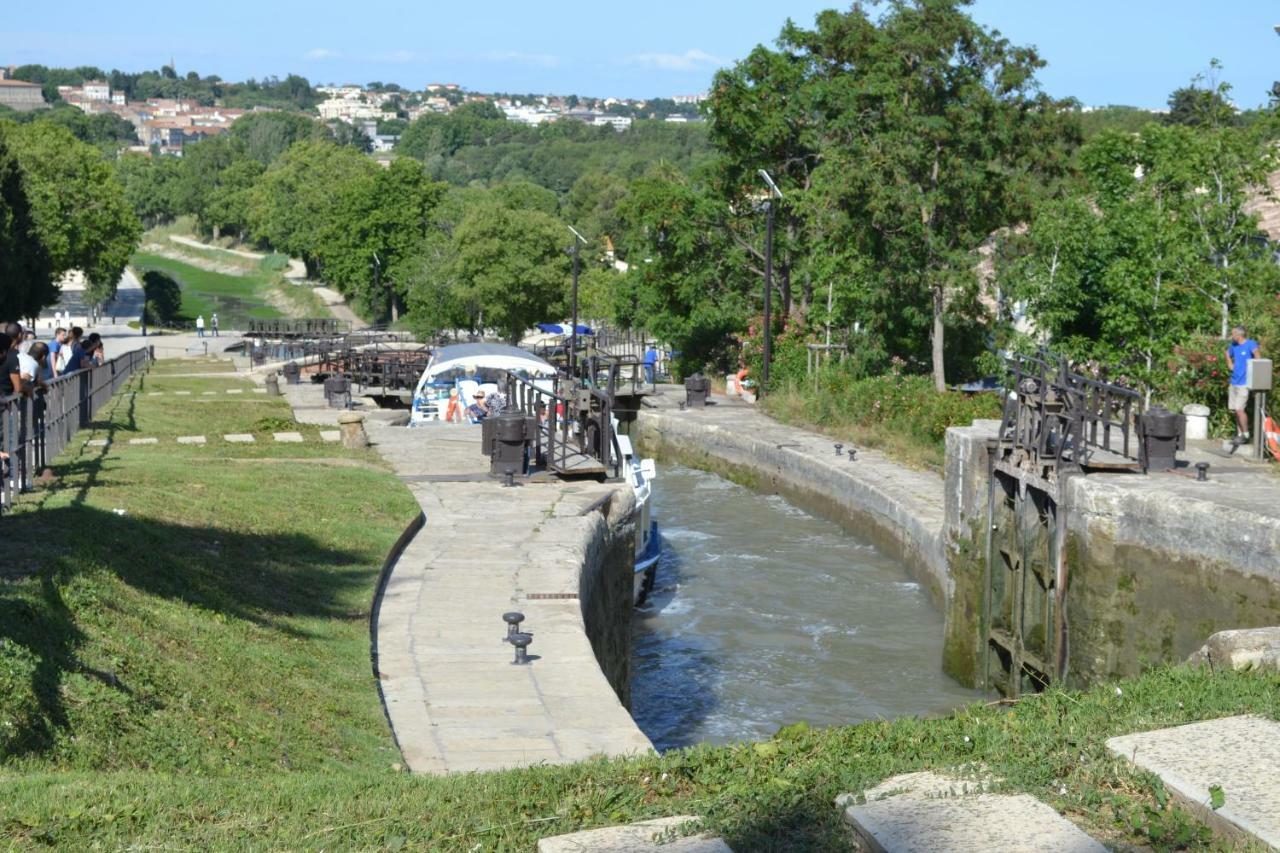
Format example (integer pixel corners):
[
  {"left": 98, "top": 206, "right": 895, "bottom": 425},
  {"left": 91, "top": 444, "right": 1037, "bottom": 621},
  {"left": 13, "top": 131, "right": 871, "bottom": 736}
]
[
  {"left": 758, "top": 170, "right": 783, "bottom": 397},
  {"left": 568, "top": 225, "right": 587, "bottom": 378}
]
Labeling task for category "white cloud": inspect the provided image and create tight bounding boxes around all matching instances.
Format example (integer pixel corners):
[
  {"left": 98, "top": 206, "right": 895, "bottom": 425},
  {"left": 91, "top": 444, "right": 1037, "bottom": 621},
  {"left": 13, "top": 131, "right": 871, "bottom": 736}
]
[
  {"left": 626, "top": 49, "right": 724, "bottom": 72},
  {"left": 479, "top": 51, "right": 561, "bottom": 69},
  {"left": 305, "top": 48, "right": 341, "bottom": 60}
]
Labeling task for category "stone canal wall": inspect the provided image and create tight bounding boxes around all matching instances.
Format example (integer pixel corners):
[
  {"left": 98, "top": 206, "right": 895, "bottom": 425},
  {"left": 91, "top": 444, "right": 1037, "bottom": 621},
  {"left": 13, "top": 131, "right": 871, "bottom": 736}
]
[
  {"left": 637, "top": 398, "right": 1280, "bottom": 691},
  {"left": 946, "top": 422, "right": 1280, "bottom": 687}
]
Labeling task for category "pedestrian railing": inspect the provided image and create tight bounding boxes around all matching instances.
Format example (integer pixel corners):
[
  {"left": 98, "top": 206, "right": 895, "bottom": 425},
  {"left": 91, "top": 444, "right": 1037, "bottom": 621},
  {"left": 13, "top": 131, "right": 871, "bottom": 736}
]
[
  {"left": 503, "top": 372, "right": 620, "bottom": 479},
  {"left": 1, "top": 347, "right": 151, "bottom": 513}
]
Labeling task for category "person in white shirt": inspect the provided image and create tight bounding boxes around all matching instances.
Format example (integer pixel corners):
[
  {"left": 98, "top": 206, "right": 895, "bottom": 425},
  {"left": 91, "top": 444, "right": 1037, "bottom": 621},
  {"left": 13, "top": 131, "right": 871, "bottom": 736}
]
[{"left": 196, "top": 315, "right": 206, "bottom": 338}]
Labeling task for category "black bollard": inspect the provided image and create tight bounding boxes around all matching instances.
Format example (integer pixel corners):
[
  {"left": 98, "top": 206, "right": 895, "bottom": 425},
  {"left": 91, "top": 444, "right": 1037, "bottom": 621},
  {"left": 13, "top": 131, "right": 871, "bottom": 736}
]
[
  {"left": 834, "top": 443, "right": 844, "bottom": 456},
  {"left": 510, "top": 632, "right": 533, "bottom": 665},
  {"left": 1195, "top": 462, "right": 1209, "bottom": 482},
  {"left": 502, "top": 611, "right": 524, "bottom": 641}
]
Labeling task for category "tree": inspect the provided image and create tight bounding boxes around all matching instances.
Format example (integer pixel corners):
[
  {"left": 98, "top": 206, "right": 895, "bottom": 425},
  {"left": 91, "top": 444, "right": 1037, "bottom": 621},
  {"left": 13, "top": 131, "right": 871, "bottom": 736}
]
[
  {"left": 248, "top": 141, "right": 378, "bottom": 276},
  {"left": 173, "top": 135, "right": 245, "bottom": 231},
  {"left": 115, "top": 153, "right": 182, "bottom": 227},
  {"left": 3, "top": 120, "right": 140, "bottom": 306},
  {"left": 0, "top": 129, "right": 56, "bottom": 319},
  {"left": 313, "top": 158, "right": 446, "bottom": 319},
  {"left": 1003, "top": 122, "right": 1280, "bottom": 397},
  {"left": 787, "top": 1, "right": 1078, "bottom": 389},
  {"left": 1164, "top": 62, "right": 1237, "bottom": 129},
  {"left": 450, "top": 204, "right": 570, "bottom": 342},
  {"left": 230, "top": 111, "right": 328, "bottom": 164}
]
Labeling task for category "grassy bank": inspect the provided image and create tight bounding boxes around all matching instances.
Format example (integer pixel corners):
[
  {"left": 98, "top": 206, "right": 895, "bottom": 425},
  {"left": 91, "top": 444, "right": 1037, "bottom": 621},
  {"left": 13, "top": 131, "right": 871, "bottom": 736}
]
[
  {"left": 131, "top": 251, "right": 284, "bottom": 328},
  {"left": 0, "top": 359, "right": 419, "bottom": 777},
  {"left": 2, "top": 359, "right": 1275, "bottom": 849},
  {"left": 762, "top": 374, "right": 1002, "bottom": 471}
]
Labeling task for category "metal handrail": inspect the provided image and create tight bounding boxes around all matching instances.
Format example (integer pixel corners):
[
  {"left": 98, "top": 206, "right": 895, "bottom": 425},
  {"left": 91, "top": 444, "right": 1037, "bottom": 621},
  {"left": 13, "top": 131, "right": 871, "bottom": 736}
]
[
  {"left": 503, "top": 372, "right": 619, "bottom": 479},
  {"left": 1, "top": 347, "right": 151, "bottom": 512},
  {"left": 998, "top": 350, "right": 1143, "bottom": 473}
]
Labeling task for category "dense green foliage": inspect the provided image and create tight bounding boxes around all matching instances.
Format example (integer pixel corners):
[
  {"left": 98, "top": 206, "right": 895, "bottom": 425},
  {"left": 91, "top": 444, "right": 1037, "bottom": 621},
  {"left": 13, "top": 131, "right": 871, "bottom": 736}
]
[
  {"left": 0, "top": 120, "right": 139, "bottom": 310},
  {"left": 397, "top": 111, "right": 710, "bottom": 193},
  {"left": 130, "top": 251, "right": 284, "bottom": 327},
  {"left": 0, "top": 132, "right": 55, "bottom": 319},
  {"left": 999, "top": 111, "right": 1280, "bottom": 400},
  {"left": 10, "top": 63, "right": 318, "bottom": 111},
  {"left": 0, "top": 102, "right": 138, "bottom": 149}
]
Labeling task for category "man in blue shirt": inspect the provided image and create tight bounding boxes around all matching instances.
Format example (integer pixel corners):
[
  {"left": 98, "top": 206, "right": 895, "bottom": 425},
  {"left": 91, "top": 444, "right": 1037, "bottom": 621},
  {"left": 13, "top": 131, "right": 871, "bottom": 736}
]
[
  {"left": 642, "top": 347, "right": 658, "bottom": 384},
  {"left": 1226, "top": 325, "right": 1262, "bottom": 443}
]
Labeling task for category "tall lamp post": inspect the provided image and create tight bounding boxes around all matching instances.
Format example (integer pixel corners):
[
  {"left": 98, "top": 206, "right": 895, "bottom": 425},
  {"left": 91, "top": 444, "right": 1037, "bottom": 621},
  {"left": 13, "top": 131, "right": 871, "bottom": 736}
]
[
  {"left": 757, "top": 169, "right": 783, "bottom": 396},
  {"left": 568, "top": 225, "right": 587, "bottom": 378}
]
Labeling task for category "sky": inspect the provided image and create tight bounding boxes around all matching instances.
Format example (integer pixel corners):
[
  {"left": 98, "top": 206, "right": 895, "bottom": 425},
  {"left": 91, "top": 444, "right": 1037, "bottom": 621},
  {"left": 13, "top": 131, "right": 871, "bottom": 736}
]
[{"left": 2, "top": 1, "right": 1278, "bottom": 108}]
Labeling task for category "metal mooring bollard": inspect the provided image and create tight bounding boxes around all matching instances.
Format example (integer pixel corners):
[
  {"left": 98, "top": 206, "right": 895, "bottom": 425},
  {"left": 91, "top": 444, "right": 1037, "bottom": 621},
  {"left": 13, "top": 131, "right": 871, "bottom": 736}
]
[
  {"left": 503, "top": 466, "right": 516, "bottom": 488},
  {"left": 502, "top": 611, "right": 524, "bottom": 641},
  {"left": 848, "top": 448, "right": 858, "bottom": 461},
  {"left": 1195, "top": 462, "right": 1210, "bottom": 482},
  {"left": 510, "top": 632, "right": 533, "bottom": 665},
  {"left": 834, "top": 443, "right": 844, "bottom": 455}
]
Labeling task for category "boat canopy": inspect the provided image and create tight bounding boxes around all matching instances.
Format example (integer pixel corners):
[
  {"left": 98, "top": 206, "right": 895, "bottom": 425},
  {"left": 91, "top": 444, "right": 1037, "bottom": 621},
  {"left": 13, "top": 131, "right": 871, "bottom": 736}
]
[
  {"left": 535, "top": 323, "right": 595, "bottom": 336},
  {"left": 417, "top": 344, "right": 557, "bottom": 387}
]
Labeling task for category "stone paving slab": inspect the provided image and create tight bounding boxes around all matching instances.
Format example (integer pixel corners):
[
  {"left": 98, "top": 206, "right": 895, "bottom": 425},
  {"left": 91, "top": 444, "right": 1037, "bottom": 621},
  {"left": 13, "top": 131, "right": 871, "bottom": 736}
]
[
  {"left": 173, "top": 390, "right": 191, "bottom": 396},
  {"left": 273, "top": 431, "right": 304, "bottom": 443},
  {"left": 127, "top": 438, "right": 157, "bottom": 445},
  {"left": 85, "top": 438, "right": 110, "bottom": 447},
  {"left": 252, "top": 388, "right": 268, "bottom": 394},
  {"left": 201, "top": 391, "right": 217, "bottom": 395},
  {"left": 537, "top": 817, "right": 730, "bottom": 852},
  {"left": 837, "top": 771, "right": 1105, "bottom": 852},
  {"left": 225, "top": 388, "right": 243, "bottom": 394},
  {"left": 224, "top": 433, "right": 255, "bottom": 443},
  {"left": 1107, "top": 715, "right": 1280, "bottom": 848},
  {"left": 320, "top": 430, "right": 341, "bottom": 442},
  {"left": 365, "top": 423, "right": 653, "bottom": 774},
  {"left": 176, "top": 435, "right": 207, "bottom": 445}
]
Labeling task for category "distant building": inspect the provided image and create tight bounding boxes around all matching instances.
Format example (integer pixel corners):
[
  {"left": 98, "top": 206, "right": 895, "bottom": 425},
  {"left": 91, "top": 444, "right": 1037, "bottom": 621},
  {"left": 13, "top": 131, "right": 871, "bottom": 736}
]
[
  {"left": 81, "top": 80, "right": 111, "bottom": 101},
  {"left": 672, "top": 93, "right": 708, "bottom": 105},
  {"left": 593, "top": 115, "right": 632, "bottom": 132},
  {"left": 0, "top": 79, "right": 46, "bottom": 111}
]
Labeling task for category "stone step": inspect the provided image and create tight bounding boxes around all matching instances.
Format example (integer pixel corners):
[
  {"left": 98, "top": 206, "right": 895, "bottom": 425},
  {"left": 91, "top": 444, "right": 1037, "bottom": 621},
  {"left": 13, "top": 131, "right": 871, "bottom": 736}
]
[
  {"left": 1107, "top": 715, "right": 1280, "bottom": 849},
  {"left": 837, "top": 771, "right": 1105, "bottom": 852},
  {"left": 536, "top": 817, "right": 730, "bottom": 852}
]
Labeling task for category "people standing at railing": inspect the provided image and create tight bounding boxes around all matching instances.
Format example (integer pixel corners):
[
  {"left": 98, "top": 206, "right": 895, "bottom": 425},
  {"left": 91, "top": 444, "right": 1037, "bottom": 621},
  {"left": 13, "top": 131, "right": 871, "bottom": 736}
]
[
  {"left": 45, "top": 328, "right": 66, "bottom": 379},
  {"left": 85, "top": 333, "right": 105, "bottom": 366},
  {"left": 62, "top": 327, "right": 88, "bottom": 374}
]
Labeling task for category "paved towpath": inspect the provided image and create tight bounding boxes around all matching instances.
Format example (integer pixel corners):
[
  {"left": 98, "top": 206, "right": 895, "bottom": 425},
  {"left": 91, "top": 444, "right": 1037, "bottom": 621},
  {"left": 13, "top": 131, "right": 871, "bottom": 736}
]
[{"left": 366, "top": 420, "right": 653, "bottom": 773}]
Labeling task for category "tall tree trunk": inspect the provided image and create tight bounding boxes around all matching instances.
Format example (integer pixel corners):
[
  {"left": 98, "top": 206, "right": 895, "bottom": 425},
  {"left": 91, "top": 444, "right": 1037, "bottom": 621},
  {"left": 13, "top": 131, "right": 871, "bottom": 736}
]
[{"left": 931, "top": 280, "right": 946, "bottom": 392}]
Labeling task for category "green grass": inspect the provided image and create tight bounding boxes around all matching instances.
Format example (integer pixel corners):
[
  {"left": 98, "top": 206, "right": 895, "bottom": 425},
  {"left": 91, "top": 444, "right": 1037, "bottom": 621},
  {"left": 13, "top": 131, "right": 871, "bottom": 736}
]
[
  {"left": 131, "top": 251, "right": 284, "bottom": 329},
  {"left": 2, "top": 359, "right": 1276, "bottom": 849}
]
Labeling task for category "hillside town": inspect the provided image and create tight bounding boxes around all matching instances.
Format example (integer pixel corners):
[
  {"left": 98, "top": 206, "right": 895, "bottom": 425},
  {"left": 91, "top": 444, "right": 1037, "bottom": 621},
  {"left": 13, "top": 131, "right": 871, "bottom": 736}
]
[{"left": 0, "top": 66, "right": 706, "bottom": 155}]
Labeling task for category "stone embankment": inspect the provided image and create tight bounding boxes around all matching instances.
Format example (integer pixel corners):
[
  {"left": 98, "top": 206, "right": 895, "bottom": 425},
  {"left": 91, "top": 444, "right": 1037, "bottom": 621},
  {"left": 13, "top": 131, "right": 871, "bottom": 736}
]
[
  {"left": 283, "top": 380, "right": 652, "bottom": 773},
  {"left": 633, "top": 389, "right": 1280, "bottom": 689}
]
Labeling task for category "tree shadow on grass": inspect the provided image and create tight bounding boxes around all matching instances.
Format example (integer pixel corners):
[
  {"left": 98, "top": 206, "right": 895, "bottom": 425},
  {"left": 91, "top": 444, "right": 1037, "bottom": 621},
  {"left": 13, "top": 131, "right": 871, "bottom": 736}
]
[{"left": 0, "top": 502, "right": 376, "bottom": 761}]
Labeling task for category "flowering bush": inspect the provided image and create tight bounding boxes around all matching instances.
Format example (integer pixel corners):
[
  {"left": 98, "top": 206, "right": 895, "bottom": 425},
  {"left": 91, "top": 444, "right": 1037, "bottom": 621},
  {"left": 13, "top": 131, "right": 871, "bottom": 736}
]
[{"left": 1158, "top": 335, "right": 1235, "bottom": 436}]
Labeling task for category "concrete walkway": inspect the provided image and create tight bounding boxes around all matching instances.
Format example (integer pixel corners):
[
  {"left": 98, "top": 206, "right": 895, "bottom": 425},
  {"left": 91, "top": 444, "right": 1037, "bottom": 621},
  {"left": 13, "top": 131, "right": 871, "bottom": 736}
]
[{"left": 369, "top": 423, "right": 653, "bottom": 772}]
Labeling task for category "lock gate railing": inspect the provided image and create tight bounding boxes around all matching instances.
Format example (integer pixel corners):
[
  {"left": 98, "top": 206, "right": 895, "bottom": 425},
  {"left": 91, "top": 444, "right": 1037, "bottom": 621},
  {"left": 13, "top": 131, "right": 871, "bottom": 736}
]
[{"left": 982, "top": 350, "right": 1145, "bottom": 697}]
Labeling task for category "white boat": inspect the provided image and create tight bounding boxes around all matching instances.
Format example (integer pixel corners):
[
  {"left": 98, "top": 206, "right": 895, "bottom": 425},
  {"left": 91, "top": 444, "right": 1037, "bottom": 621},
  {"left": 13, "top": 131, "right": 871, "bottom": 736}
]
[
  {"left": 409, "top": 343, "right": 558, "bottom": 425},
  {"left": 617, "top": 429, "right": 660, "bottom": 605}
]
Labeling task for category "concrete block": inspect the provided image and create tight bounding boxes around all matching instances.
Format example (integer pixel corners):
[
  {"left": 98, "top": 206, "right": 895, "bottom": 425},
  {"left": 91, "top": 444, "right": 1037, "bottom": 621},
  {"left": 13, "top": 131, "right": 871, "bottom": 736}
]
[
  {"left": 1107, "top": 715, "right": 1280, "bottom": 848},
  {"left": 838, "top": 771, "right": 1105, "bottom": 852},
  {"left": 224, "top": 433, "right": 255, "bottom": 443},
  {"left": 252, "top": 388, "right": 268, "bottom": 394},
  {"left": 225, "top": 389, "right": 243, "bottom": 394},
  {"left": 537, "top": 817, "right": 730, "bottom": 853},
  {"left": 173, "top": 391, "right": 191, "bottom": 396},
  {"left": 176, "top": 436, "right": 207, "bottom": 445},
  {"left": 320, "top": 430, "right": 341, "bottom": 442},
  {"left": 1187, "top": 627, "right": 1280, "bottom": 673},
  {"left": 273, "top": 431, "right": 304, "bottom": 443},
  {"left": 85, "top": 439, "right": 110, "bottom": 447},
  {"left": 128, "top": 438, "right": 158, "bottom": 445},
  {"left": 201, "top": 391, "right": 217, "bottom": 395}
]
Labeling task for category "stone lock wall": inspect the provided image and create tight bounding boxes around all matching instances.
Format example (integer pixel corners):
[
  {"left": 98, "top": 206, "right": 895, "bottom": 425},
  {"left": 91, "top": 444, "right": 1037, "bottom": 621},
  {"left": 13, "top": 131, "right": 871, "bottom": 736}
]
[
  {"left": 578, "top": 488, "right": 639, "bottom": 708},
  {"left": 942, "top": 422, "right": 1280, "bottom": 689}
]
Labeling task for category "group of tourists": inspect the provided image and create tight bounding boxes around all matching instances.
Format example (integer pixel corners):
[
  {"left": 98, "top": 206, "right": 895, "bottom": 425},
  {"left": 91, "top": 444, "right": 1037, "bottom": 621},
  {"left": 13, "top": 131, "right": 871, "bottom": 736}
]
[{"left": 0, "top": 321, "right": 107, "bottom": 401}]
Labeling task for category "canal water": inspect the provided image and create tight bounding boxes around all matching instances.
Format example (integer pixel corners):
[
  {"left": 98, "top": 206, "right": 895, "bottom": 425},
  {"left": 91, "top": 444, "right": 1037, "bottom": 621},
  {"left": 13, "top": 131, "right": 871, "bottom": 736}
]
[{"left": 632, "top": 464, "right": 984, "bottom": 751}]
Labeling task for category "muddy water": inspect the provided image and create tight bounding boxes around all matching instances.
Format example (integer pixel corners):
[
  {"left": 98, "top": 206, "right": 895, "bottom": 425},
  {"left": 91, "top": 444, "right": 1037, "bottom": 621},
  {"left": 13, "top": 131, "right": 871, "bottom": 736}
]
[{"left": 631, "top": 464, "right": 983, "bottom": 751}]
